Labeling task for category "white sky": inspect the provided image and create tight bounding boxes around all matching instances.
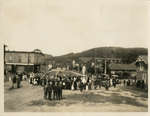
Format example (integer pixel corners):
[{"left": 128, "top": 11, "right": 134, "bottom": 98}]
[{"left": 0, "top": 0, "right": 149, "bottom": 56}]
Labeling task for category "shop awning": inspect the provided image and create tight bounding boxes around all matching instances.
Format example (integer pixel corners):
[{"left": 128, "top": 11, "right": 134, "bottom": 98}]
[{"left": 6, "top": 63, "right": 34, "bottom": 66}]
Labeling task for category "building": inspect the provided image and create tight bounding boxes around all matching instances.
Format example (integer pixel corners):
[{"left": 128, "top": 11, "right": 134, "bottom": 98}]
[
  {"left": 135, "top": 55, "right": 148, "bottom": 87},
  {"left": 109, "top": 55, "right": 148, "bottom": 85},
  {"left": 79, "top": 57, "right": 121, "bottom": 64},
  {"left": 5, "top": 50, "right": 46, "bottom": 74},
  {"left": 79, "top": 57, "right": 93, "bottom": 64},
  {"left": 95, "top": 58, "right": 121, "bottom": 64},
  {"left": 109, "top": 63, "right": 137, "bottom": 78},
  {"left": 78, "top": 57, "right": 122, "bottom": 74}
]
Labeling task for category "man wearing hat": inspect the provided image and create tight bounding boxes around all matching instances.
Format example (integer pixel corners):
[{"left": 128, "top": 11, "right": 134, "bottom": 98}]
[
  {"left": 58, "top": 81, "right": 63, "bottom": 100},
  {"left": 53, "top": 81, "right": 58, "bottom": 100},
  {"left": 16, "top": 73, "right": 21, "bottom": 88},
  {"left": 47, "top": 81, "right": 53, "bottom": 100},
  {"left": 43, "top": 81, "right": 49, "bottom": 99}
]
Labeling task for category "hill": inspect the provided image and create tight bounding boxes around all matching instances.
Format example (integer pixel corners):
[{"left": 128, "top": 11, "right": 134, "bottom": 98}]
[{"left": 54, "top": 47, "right": 148, "bottom": 64}]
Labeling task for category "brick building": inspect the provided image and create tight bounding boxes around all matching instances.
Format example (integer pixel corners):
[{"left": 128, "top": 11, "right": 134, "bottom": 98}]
[{"left": 5, "top": 50, "right": 46, "bottom": 74}]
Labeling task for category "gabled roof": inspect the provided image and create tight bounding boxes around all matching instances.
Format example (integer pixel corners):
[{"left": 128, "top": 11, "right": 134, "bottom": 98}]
[
  {"left": 136, "top": 55, "right": 148, "bottom": 64},
  {"left": 6, "top": 50, "right": 44, "bottom": 55}
]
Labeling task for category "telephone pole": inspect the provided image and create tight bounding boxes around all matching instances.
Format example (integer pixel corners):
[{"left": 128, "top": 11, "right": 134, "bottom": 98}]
[
  {"left": 4, "top": 44, "right": 8, "bottom": 64},
  {"left": 104, "top": 60, "right": 107, "bottom": 74},
  {"left": 4, "top": 44, "right": 8, "bottom": 75}
]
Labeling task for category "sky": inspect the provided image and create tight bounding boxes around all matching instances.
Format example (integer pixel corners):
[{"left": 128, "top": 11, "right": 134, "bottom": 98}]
[{"left": 0, "top": 0, "right": 149, "bottom": 56}]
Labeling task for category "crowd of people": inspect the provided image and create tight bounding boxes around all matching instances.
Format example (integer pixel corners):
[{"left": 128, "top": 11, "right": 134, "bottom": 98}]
[
  {"left": 11, "top": 73, "right": 21, "bottom": 89},
  {"left": 43, "top": 80, "right": 63, "bottom": 100},
  {"left": 8, "top": 69, "right": 146, "bottom": 101},
  {"left": 27, "top": 71, "right": 124, "bottom": 101}
]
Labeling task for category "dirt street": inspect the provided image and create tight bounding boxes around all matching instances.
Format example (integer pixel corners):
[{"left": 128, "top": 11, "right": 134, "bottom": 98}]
[{"left": 4, "top": 81, "right": 148, "bottom": 112}]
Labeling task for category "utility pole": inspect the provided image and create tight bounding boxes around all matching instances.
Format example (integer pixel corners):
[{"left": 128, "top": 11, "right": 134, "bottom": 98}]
[
  {"left": 4, "top": 44, "right": 8, "bottom": 65},
  {"left": 94, "top": 49, "right": 96, "bottom": 75},
  {"left": 4, "top": 44, "right": 8, "bottom": 76},
  {"left": 4, "top": 44, "right": 7, "bottom": 64},
  {"left": 104, "top": 60, "right": 107, "bottom": 74}
]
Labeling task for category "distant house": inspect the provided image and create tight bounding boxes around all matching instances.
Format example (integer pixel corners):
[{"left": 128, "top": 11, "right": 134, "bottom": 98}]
[
  {"left": 78, "top": 57, "right": 122, "bottom": 74},
  {"left": 95, "top": 58, "right": 121, "bottom": 64},
  {"left": 79, "top": 57, "right": 121, "bottom": 64},
  {"left": 109, "top": 63, "right": 137, "bottom": 78},
  {"left": 79, "top": 57, "right": 93, "bottom": 64}
]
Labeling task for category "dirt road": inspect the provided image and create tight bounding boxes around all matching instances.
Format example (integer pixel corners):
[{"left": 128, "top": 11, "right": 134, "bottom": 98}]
[{"left": 4, "top": 81, "right": 148, "bottom": 112}]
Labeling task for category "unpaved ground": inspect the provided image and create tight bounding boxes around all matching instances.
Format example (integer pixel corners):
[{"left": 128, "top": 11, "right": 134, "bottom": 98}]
[{"left": 4, "top": 81, "right": 148, "bottom": 112}]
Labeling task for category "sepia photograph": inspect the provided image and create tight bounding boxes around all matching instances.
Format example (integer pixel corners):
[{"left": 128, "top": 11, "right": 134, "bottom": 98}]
[{"left": 0, "top": 0, "right": 149, "bottom": 113}]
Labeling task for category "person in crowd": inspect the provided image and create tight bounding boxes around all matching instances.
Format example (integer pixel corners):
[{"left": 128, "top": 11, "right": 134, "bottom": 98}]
[
  {"left": 29, "top": 72, "right": 34, "bottom": 85},
  {"left": 47, "top": 81, "right": 53, "bottom": 100},
  {"left": 91, "top": 78, "right": 95, "bottom": 90},
  {"left": 79, "top": 81, "right": 84, "bottom": 92},
  {"left": 53, "top": 81, "right": 58, "bottom": 100},
  {"left": 67, "top": 79, "right": 71, "bottom": 90},
  {"left": 99, "top": 79, "right": 102, "bottom": 89},
  {"left": 127, "top": 79, "right": 130, "bottom": 86},
  {"left": 141, "top": 80, "right": 145, "bottom": 89},
  {"left": 82, "top": 77, "right": 86, "bottom": 90},
  {"left": 74, "top": 80, "right": 77, "bottom": 90},
  {"left": 43, "top": 81, "right": 49, "bottom": 99},
  {"left": 71, "top": 80, "right": 74, "bottom": 91},
  {"left": 58, "top": 81, "right": 63, "bottom": 100},
  {"left": 88, "top": 79, "right": 92, "bottom": 90},
  {"left": 110, "top": 78, "right": 113, "bottom": 87},
  {"left": 132, "top": 79, "right": 136, "bottom": 86},
  {"left": 112, "top": 78, "right": 116, "bottom": 88},
  {"left": 18, "top": 73, "right": 23, "bottom": 81},
  {"left": 16, "top": 73, "right": 21, "bottom": 88},
  {"left": 134, "top": 76, "right": 137, "bottom": 84},
  {"left": 8, "top": 72, "right": 12, "bottom": 82},
  {"left": 123, "top": 79, "right": 126, "bottom": 86},
  {"left": 136, "top": 80, "right": 140, "bottom": 88},
  {"left": 23, "top": 73, "right": 27, "bottom": 81},
  {"left": 94, "top": 79, "right": 98, "bottom": 90},
  {"left": 42, "top": 76, "right": 47, "bottom": 87},
  {"left": 12, "top": 73, "right": 17, "bottom": 89},
  {"left": 62, "top": 80, "right": 66, "bottom": 89},
  {"left": 33, "top": 77, "right": 36, "bottom": 85},
  {"left": 37, "top": 74, "right": 40, "bottom": 85},
  {"left": 105, "top": 80, "right": 109, "bottom": 90},
  {"left": 86, "top": 82, "right": 89, "bottom": 91},
  {"left": 76, "top": 79, "right": 80, "bottom": 90}
]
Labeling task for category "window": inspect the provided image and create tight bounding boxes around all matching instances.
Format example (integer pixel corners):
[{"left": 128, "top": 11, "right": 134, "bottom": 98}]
[
  {"left": 9, "top": 56, "right": 12, "bottom": 62},
  {"left": 18, "top": 56, "right": 22, "bottom": 63},
  {"left": 28, "top": 55, "right": 31, "bottom": 63}
]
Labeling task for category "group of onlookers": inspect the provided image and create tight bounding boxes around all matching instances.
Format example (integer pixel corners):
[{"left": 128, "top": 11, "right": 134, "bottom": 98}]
[
  {"left": 8, "top": 70, "right": 146, "bottom": 94},
  {"left": 9, "top": 71, "right": 44, "bottom": 89},
  {"left": 43, "top": 80, "right": 63, "bottom": 100},
  {"left": 123, "top": 79, "right": 146, "bottom": 89},
  {"left": 28, "top": 72, "right": 44, "bottom": 86},
  {"left": 11, "top": 73, "right": 22, "bottom": 89},
  {"left": 22, "top": 71, "right": 121, "bottom": 92},
  {"left": 136, "top": 80, "right": 145, "bottom": 89}
]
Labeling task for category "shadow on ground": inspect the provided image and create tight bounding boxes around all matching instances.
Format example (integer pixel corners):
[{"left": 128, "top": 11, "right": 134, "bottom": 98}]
[
  {"left": 120, "top": 86, "right": 148, "bottom": 98},
  {"left": 28, "top": 91, "right": 148, "bottom": 108}
]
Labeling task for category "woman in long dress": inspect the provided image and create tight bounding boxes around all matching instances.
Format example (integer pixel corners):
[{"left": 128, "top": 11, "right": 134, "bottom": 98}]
[
  {"left": 71, "top": 81, "right": 74, "bottom": 90},
  {"left": 86, "top": 82, "right": 89, "bottom": 91}
]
